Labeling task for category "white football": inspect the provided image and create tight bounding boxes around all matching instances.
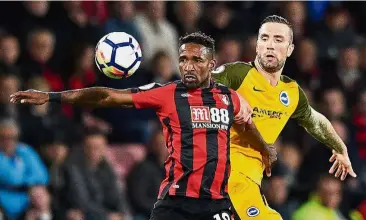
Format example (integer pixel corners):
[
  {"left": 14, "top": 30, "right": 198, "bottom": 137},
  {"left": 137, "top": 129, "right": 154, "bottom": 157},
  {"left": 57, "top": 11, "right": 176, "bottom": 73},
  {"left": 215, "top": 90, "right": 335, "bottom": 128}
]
[{"left": 95, "top": 32, "right": 142, "bottom": 79}]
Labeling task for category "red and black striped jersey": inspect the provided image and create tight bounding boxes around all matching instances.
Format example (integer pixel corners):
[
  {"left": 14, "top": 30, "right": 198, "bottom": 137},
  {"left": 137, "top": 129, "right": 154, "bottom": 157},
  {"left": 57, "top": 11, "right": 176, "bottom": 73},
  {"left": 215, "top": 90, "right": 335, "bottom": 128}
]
[{"left": 131, "top": 81, "right": 240, "bottom": 200}]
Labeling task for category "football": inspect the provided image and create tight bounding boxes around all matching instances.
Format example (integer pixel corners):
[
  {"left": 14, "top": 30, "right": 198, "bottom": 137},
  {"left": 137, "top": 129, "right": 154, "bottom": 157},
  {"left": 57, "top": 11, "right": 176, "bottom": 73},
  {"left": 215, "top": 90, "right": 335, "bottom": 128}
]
[{"left": 95, "top": 32, "right": 142, "bottom": 79}]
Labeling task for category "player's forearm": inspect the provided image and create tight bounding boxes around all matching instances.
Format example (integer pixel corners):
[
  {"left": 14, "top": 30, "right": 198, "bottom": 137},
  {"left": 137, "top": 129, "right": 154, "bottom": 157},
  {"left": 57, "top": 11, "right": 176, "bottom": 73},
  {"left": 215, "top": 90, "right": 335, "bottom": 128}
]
[
  {"left": 52, "top": 87, "right": 132, "bottom": 107},
  {"left": 300, "top": 108, "right": 346, "bottom": 154},
  {"left": 233, "top": 122, "right": 270, "bottom": 154}
]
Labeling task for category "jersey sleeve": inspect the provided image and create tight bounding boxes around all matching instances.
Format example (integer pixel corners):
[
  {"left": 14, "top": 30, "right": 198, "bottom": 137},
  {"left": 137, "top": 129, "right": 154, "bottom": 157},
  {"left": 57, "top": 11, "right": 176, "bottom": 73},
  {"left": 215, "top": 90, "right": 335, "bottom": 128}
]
[
  {"left": 291, "top": 86, "right": 312, "bottom": 122},
  {"left": 212, "top": 62, "right": 252, "bottom": 90},
  {"left": 131, "top": 82, "right": 166, "bottom": 109},
  {"left": 230, "top": 89, "right": 241, "bottom": 116}
]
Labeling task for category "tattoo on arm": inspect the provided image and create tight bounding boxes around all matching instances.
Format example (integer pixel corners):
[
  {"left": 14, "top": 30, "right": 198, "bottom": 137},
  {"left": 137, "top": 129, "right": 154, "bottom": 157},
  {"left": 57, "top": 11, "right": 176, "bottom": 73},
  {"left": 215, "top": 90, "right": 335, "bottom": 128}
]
[{"left": 298, "top": 108, "right": 346, "bottom": 154}]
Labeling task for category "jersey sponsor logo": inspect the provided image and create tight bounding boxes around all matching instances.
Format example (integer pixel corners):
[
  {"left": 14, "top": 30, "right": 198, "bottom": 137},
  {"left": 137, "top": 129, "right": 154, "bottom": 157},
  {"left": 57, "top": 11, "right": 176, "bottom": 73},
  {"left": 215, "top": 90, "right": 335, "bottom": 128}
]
[
  {"left": 212, "top": 65, "right": 225, "bottom": 74},
  {"left": 246, "top": 206, "right": 260, "bottom": 217},
  {"left": 252, "top": 107, "right": 287, "bottom": 119},
  {"left": 181, "top": 93, "right": 192, "bottom": 97},
  {"left": 191, "top": 106, "right": 211, "bottom": 123},
  {"left": 279, "top": 91, "right": 290, "bottom": 106},
  {"left": 253, "top": 86, "right": 265, "bottom": 92},
  {"left": 218, "top": 94, "right": 230, "bottom": 106},
  {"left": 190, "top": 106, "right": 230, "bottom": 130},
  {"left": 138, "top": 82, "right": 161, "bottom": 91}
]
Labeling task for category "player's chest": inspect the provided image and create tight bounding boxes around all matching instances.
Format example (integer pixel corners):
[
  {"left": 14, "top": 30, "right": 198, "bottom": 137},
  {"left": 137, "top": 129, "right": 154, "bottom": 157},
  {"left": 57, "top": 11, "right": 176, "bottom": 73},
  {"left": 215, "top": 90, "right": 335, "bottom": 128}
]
[
  {"left": 238, "top": 77, "right": 298, "bottom": 123},
  {"left": 164, "top": 90, "right": 234, "bottom": 131}
]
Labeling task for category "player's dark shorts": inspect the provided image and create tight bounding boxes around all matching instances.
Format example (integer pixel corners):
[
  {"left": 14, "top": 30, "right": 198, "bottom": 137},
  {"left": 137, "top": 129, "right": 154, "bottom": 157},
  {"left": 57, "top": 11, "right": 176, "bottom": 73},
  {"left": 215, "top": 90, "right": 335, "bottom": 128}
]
[{"left": 150, "top": 195, "right": 232, "bottom": 220}]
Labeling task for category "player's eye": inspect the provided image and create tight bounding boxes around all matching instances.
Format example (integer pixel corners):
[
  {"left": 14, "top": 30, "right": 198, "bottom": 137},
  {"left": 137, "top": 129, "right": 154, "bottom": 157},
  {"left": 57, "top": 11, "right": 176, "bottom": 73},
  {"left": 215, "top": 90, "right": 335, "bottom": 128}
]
[
  {"left": 179, "top": 58, "right": 186, "bottom": 63},
  {"left": 275, "top": 38, "right": 283, "bottom": 43},
  {"left": 193, "top": 57, "right": 203, "bottom": 63}
]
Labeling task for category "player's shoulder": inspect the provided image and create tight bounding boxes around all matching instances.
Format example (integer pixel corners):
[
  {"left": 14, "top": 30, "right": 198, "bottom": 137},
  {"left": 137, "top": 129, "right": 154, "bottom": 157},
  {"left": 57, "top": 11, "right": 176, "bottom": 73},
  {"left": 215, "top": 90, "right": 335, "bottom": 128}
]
[
  {"left": 212, "top": 61, "right": 253, "bottom": 75},
  {"left": 136, "top": 81, "right": 176, "bottom": 92},
  {"left": 212, "top": 62, "right": 254, "bottom": 90},
  {"left": 214, "top": 82, "right": 237, "bottom": 95},
  {"left": 280, "top": 75, "right": 300, "bottom": 88}
]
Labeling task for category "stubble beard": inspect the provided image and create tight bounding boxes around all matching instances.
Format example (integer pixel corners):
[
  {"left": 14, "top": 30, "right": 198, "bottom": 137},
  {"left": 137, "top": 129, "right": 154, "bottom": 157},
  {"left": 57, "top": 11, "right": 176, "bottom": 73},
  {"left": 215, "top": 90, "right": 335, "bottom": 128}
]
[
  {"left": 257, "top": 54, "right": 285, "bottom": 73},
  {"left": 183, "top": 76, "right": 210, "bottom": 90}
]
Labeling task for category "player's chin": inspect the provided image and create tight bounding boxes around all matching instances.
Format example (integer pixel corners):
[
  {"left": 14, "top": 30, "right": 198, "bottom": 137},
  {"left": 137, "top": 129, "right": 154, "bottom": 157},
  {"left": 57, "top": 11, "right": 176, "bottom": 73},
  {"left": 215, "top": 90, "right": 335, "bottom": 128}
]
[
  {"left": 183, "top": 80, "right": 200, "bottom": 89},
  {"left": 184, "top": 83, "right": 200, "bottom": 89},
  {"left": 263, "top": 63, "right": 280, "bottom": 73}
]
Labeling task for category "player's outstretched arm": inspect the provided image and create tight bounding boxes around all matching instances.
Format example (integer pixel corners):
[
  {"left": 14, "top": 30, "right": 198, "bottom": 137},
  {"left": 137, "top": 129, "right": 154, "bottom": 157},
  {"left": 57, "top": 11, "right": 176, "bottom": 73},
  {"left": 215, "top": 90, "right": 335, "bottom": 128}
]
[
  {"left": 293, "top": 86, "right": 356, "bottom": 180},
  {"left": 9, "top": 87, "right": 134, "bottom": 107},
  {"left": 298, "top": 107, "right": 357, "bottom": 180}
]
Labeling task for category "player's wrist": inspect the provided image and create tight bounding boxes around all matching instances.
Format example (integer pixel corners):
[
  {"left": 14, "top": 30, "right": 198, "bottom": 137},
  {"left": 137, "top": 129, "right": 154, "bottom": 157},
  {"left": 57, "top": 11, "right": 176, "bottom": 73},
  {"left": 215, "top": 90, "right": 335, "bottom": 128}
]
[{"left": 48, "top": 92, "right": 61, "bottom": 103}]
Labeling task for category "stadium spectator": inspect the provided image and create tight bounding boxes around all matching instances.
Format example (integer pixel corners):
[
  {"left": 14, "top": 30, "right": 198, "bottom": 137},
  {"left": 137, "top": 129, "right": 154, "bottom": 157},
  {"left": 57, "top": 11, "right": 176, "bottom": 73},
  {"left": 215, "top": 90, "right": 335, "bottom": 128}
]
[
  {"left": 15, "top": 1, "right": 53, "bottom": 48},
  {"left": 282, "top": 1, "right": 308, "bottom": 41},
  {"left": 200, "top": 3, "right": 240, "bottom": 45},
  {"left": 126, "top": 128, "right": 168, "bottom": 220},
  {"left": 39, "top": 139, "right": 68, "bottom": 220},
  {"left": 171, "top": 1, "right": 203, "bottom": 37},
  {"left": 292, "top": 174, "right": 347, "bottom": 220},
  {"left": 20, "top": 28, "right": 64, "bottom": 93},
  {"left": 149, "top": 50, "right": 180, "bottom": 84},
  {"left": 0, "top": 74, "right": 20, "bottom": 119},
  {"left": 135, "top": 1, "right": 179, "bottom": 70},
  {"left": 0, "top": 34, "right": 21, "bottom": 75},
  {"left": 263, "top": 167, "right": 298, "bottom": 220},
  {"left": 18, "top": 76, "right": 81, "bottom": 149},
  {"left": 286, "top": 38, "right": 321, "bottom": 91},
  {"left": 58, "top": 2, "right": 102, "bottom": 47},
  {"left": 63, "top": 129, "right": 126, "bottom": 220},
  {"left": 353, "top": 90, "right": 366, "bottom": 188},
  {"left": 104, "top": 1, "right": 142, "bottom": 44},
  {"left": 216, "top": 37, "right": 242, "bottom": 66},
  {"left": 241, "top": 34, "right": 257, "bottom": 62},
  {"left": 360, "top": 43, "right": 366, "bottom": 73},
  {"left": 313, "top": 5, "right": 358, "bottom": 60},
  {"left": 65, "top": 43, "right": 96, "bottom": 90},
  {"left": 279, "top": 143, "right": 302, "bottom": 187},
  {"left": 0, "top": 118, "right": 50, "bottom": 220},
  {"left": 320, "top": 88, "right": 347, "bottom": 121},
  {"left": 354, "top": 90, "right": 366, "bottom": 161},
  {"left": 320, "top": 46, "right": 365, "bottom": 107},
  {"left": 1, "top": 1, "right": 366, "bottom": 219}
]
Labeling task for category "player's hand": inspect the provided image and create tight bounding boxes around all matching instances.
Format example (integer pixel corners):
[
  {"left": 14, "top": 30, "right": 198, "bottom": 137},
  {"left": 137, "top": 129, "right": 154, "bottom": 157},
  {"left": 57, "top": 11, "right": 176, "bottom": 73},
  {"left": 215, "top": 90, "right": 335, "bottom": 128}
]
[
  {"left": 234, "top": 92, "right": 253, "bottom": 124},
  {"left": 262, "top": 145, "right": 277, "bottom": 177},
  {"left": 9, "top": 89, "right": 49, "bottom": 105},
  {"left": 329, "top": 150, "right": 357, "bottom": 181}
]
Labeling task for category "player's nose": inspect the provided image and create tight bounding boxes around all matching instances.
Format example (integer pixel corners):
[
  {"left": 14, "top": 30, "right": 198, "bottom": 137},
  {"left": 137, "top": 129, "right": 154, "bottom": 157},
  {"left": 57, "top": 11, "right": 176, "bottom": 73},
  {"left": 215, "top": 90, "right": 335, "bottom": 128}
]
[{"left": 184, "top": 62, "right": 195, "bottom": 71}]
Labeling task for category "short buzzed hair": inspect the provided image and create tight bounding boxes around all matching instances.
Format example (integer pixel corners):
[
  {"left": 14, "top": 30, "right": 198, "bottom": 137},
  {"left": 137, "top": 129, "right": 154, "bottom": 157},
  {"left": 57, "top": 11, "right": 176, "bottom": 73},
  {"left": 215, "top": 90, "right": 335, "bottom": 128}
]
[
  {"left": 179, "top": 31, "right": 215, "bottom": 58},
  {"left": 260, "top": 15, "right": 294, "bottom": 44}
]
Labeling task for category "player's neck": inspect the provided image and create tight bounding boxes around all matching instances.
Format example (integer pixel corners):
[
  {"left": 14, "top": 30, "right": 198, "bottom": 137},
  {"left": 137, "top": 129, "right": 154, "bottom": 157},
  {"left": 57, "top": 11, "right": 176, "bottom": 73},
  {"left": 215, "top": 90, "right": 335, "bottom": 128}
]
[
  {"left": 200, "top": 79, "right": 212, "bottom": 89},
  {"left": 254, "top": 59, "right": 282, "bottom": 87}
]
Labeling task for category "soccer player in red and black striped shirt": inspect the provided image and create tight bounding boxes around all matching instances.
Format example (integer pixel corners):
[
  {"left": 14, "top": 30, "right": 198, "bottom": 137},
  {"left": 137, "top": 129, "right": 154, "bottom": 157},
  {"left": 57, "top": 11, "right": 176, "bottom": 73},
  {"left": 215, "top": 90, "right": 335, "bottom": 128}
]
[{"left": 10, "top": 32, "right": 274, "bottom": 220}]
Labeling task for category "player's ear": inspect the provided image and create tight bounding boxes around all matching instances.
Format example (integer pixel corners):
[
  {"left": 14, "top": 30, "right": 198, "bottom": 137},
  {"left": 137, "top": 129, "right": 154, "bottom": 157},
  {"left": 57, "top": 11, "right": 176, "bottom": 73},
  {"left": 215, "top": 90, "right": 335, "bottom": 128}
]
[
  {"left": 209, "top": 59, "right": 217, "bottom": 71},
  {"left": 287, "top": 44, "right": 295, "bottom": 57}
]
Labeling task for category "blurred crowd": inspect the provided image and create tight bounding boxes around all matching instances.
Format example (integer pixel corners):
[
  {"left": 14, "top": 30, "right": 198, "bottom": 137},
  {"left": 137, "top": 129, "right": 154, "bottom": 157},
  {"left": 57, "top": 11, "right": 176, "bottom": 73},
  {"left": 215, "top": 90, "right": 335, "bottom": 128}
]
[{"left": 0, "top": 1, "right": 366, "bottom": 220}]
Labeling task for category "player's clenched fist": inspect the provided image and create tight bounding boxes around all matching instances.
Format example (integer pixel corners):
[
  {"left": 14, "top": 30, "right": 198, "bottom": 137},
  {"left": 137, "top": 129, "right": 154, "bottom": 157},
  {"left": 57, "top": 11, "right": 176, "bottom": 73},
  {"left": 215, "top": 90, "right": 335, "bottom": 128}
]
[
  {"left": 234, "top": 91, "right": 253, "bottom": 125},
  {"left": 9, "top": 89, "right": 49, "bottom": 105}
]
